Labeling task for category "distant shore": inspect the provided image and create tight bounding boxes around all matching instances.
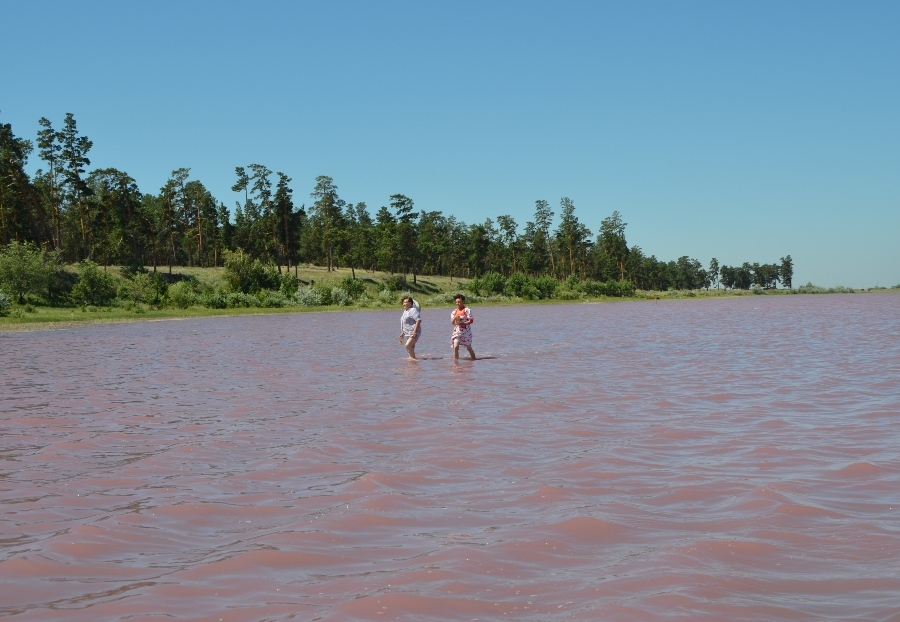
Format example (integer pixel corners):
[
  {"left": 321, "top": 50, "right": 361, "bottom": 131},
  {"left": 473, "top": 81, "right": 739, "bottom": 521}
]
[{"left": 3, "top": 271, "right": 895, "bottom": 333}]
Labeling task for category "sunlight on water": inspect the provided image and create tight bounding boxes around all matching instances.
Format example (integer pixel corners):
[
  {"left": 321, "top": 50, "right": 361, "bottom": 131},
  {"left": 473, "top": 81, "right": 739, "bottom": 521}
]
[{"left": 2, "top": 294, "right": 899, "bottom": 621}]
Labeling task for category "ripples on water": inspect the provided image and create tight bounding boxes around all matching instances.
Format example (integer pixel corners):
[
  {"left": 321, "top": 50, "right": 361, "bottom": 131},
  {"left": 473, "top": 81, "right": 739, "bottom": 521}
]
[{"left": 2, "top": 294, "right": 899, "bottom": 621}]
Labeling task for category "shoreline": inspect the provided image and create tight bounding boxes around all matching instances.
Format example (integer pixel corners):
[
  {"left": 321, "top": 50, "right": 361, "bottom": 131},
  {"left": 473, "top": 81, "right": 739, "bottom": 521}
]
[{"left": 3, "top": 288, "right": 896, "bottom": 333}]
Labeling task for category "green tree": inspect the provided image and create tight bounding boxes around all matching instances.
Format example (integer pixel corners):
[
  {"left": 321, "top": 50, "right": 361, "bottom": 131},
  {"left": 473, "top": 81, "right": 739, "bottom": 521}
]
[
  {"left": 36, "top": 116, "right": 63, "bottom": 249},
  {"left": 58, "top": 113, "right": 93, "bottom": 259},
  {"left": 780, "top": 255, "right": 793, "bottom": 289},
  {"left": 86, "top": 168, "right": 143, "bottom": 266},
  {"left": 708, "top": 257, "right": 720, "bottom": 289},
  {"left": 309, "top": 175, "right": 346, "bottom": 271},
  {"left": 71, "top": 259, "right": 116, "bottom": 306},
  {"left": 273, "top": 172, "right": 297, "bottom": 271},
  {"left": 0, "top": 118, "right": 41, "bottom": 246},
  {"left": 0, "top": 240, "right": 55, "bottom": 303},
  {"left": 391, "top": 193, "right": 418, "bottom": 282},
  {"left": 345, "top": 202, "right": 374, "bottom": 278},
  {"left": 531, "top": 200, "right": 555, "bottom": 276},
  {"left": 554, "top": 197, "right": 591, "bottom": 278},
  {"left": 495, "top": 214, "right": 519, "bottom": 275},
  {"left": 373, "top": 205, "right": 397, "bottom": 273},
  {"left": 159, "top": 168, "right": 190, "bottom": 272},
  {"left": 596, "top": 211, "right": 628, "bottom": 281}
]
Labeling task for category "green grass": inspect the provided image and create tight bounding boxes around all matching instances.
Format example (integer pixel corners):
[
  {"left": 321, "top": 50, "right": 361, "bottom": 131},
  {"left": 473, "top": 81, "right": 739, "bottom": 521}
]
[{"left": 2, "top": 265, "right": 888, "bottom": 332}]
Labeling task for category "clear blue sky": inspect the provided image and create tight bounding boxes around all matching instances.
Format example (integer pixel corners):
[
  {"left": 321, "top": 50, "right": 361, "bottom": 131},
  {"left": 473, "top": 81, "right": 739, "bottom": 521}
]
[{"left": 3, "top": 0, "right": 898, "bottom": 287}]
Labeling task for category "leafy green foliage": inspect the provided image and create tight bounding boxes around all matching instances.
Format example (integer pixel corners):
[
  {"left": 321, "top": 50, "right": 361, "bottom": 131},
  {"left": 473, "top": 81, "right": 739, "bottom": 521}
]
[
  {"left": 71, "top": 260, "right": 117, "bottom": 306},
  {"left": 339, "top": 275, "right": 366, "bottom": 299},
  {"left": 0, "top": 241, "right": 58, "bottom": 303},
  {"left": 223, "top": 250, "right": 279, "bottom": 293},
  {"left": 118, "top": 271, "right": 168, "bottom": 305},
  {"left": 382, "top": 274, "right": 406, "bottom": 292},
  {"left": 167, "top": 281, "right": 198, "bottom": 308}
]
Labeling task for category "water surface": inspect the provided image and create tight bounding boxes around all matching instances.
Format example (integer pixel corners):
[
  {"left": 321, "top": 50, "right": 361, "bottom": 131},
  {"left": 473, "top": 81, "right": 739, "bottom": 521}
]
[{"left": 2, "top": 294, "right": 899, "bottom": 621}]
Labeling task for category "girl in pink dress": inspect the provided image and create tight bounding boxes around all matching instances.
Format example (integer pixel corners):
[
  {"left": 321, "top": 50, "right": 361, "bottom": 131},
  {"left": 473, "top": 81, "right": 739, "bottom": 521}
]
[{"left": 450, "top": 294, "right": 475, "bottom": 360}]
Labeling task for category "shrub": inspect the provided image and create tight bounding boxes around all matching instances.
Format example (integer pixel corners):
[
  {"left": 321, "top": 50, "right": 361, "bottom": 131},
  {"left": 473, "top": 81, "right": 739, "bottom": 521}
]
[
  {"left": 119, "top": 271, "right": 168, "bottom": 305},
  {"left": 479, "top": 272, "right": 506, "bottom": 295},
  {"left": 607, "top": 279, "right": 635, "bottom": 297},
  {"left": 383, "top": 274, "right": 406, "bottom": 292},
  {"left": 556, "top": 289, "right": 581, "bottom": 300},
  {"left": 279, "top": 272, "right": 300, "bottom": 296},
  {"left": 580, "top": 279, "right": 604, "bottom": 296},
  {"left": 312, "top": 283, "right": 333, "bottom": 305},
  {"left": 259, "top": 290, "right": 290, "bottom": 308},
  {"left": 225, "top": 292, "right": 258, "bottom": 308},
  {"left": 201, "top": 290, "right": 228, "bottom": 309},
  {"left": 0, "top": 240, "right": 56, "bottom": 303},
  {"left": 504, "top": 272, "right": 531, "bottom": 298},
  {"left": 0, "top": 289, "right": 10, "bottom": 315},
  {"left": 71, "top": 260, "right": 117, "bottom": 306},
  {"left": 532, "top": 275, "right": 559, "bottom": 299},
  {"left": 295, "top": 287, "right": 323, "bottom": 306},
  {"left": 167, "top": 281, "right": 198, "bottom": 308},
  {"left": 223, "top": 250, "right": 279, "bottom": 293},
  {"left": 751, "top": 284, "right": 765, "bottom": 295},
  {"left": 379, "top": 288, "right": 396, "bottom": 304},
  {"left": 339, "top": 275, "right": 366, "bottom": 300},
  {"left": 331, "top": 287, "right": 351, "bottom": 306}
]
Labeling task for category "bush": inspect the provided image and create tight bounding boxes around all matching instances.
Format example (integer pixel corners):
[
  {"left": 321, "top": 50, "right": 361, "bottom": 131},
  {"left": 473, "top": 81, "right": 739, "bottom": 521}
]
[
  {"left": 796, "top": 282, "right": 855, "bottom": 294},
  {"left": 201, "top": 290, "right": 229, "bottom": 309},
  {"left": 225, "top": 292, "right": 258, "bottom": 308},
  {"left": 331, "top": 287, "right": 352, "bottom": 306},
  {"left": 607, "top": 279, "right": 635, "bottom": 297},
  {"left": 0, "top": 240, "right": 57, "bottom": 303},
  {"left": 532, "top": 275, "right": 560, "bottom": 299},
  {"left": 383, "top": 274, "right": 407, "bottom": 292},
  {"left": 504, "top": 272, "right": 531, "bottom": 298},
  {"left": 119, "top": 271, "right": 168, "bottom": 305},
  {"left": 259, "top": 290, "right": 291, "bottom": 308},
  {"left": 71, "top": 260, "right": 117, "bottom": 306},
  {"left": 223, "top": 250, "right": 279, "bottom": 293},
  {"left": 295, "top": 286, "right": 323, "bottom": 306},
  {"left": 339, "top": 275, "right": 366, "bottom": 300},
  {"left": 469, "top": 273, "right": 506, "bottom": 295},
  {"left": 580, "top": 279, "right": 604, "bottom": 296},
  {"left": 279, "top": 272, "right": 300, "bottom": 296},
  {"left": 379, "top": 288, "right": 396, "bottom": 304},
  {"left": 0, "top": 290, "right": 10, "bottom": 315},
  {"left": 556, "top": 289, "right": 581, "bottom": 300},
  {"left": 312, "top": 283, "right": 333, "bottom": 305},
  {"left": 167, "top": 281, "right": 198, "bottom": 308}
]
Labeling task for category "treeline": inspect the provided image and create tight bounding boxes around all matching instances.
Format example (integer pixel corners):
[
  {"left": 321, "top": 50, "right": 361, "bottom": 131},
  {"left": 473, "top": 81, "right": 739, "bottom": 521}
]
[{"left": 1, "top": 113, "right": 793, "bottom": 290}]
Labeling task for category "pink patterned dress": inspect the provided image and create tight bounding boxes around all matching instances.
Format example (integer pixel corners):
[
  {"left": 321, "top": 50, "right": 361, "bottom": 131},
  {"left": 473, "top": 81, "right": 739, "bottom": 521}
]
[{"left": 451, "top": 307, "right": 473, "bottom": 346}]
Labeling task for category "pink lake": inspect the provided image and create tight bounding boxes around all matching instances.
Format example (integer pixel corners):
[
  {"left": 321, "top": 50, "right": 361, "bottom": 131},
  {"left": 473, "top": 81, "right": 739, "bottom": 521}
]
[{"left": 2, "top": 293, "right": 899, "bottom": 621}]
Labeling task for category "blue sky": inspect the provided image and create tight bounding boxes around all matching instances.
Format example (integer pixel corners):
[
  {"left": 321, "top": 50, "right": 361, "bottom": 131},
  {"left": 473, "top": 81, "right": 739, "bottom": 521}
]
[{"left": 3, "top": 1, "right": 898, "bottom": 287}]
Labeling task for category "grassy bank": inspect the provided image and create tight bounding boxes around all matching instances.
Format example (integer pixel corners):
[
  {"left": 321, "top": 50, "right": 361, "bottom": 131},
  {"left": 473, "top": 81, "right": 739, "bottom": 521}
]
[{"left": 1, "top": 265, "right": 893, "bottom": 332}]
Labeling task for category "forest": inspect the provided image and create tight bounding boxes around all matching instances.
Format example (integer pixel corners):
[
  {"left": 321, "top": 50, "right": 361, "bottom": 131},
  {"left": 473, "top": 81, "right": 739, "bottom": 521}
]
[{"left": 1, "top": 113, "right": 794, "bottom": 310}]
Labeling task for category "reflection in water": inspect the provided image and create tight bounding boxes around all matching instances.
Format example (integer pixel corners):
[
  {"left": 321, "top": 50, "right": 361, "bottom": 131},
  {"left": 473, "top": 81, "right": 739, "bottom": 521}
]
[{"left": 2, "top": 294, "right": 900, "bottom": 621}]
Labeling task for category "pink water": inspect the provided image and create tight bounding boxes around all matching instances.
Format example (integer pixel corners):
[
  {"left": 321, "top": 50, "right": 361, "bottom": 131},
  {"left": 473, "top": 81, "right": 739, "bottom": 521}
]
[{"left": 2, "top": 294, "right": 899, "bottom": 621}]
